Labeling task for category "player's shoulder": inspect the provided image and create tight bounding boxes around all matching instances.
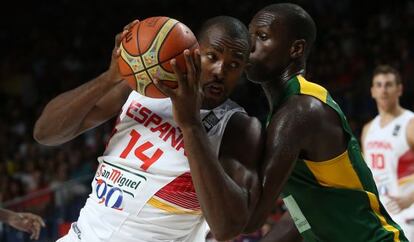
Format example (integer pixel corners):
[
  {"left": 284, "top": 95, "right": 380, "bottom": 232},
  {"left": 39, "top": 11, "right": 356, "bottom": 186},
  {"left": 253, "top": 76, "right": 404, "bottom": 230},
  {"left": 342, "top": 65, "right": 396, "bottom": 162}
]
[
  {"left": 213, "top": 98, "right": 262, "bottom": 142},
  {"left": 362, "top": 119, "right": 374, "bottom": 132},
  {"left": 278, "top": 94, "right": 329, "bottom": 124},
  {"left": 283, "top": 94, "right": 324, "bottom": 111},
  {"left": 228, "top": 112, "right": 262, "bottom": 137},
  {"left": 220, "top": 111, "right": 263, "bottom": 159},
  {"left": 407, "top": 113, "right": 414, "bottom": 148},
  {"left": 409, "top": 116, "right": 414, "bottom": 124},
  {"left": 223, "top": 98, "right": 245, "bottom": 111},
  {"left": 407, "top": 115, "right": 414, "bottom": 132},
  {"left": 404, "top": 109, "right": 414, "bottom": 120},
  {"left": 274, "top": 94, "right": 349, "bottom": 143},
  {"left": 361, "top": 119, "right": 374, "bottom": 142}
]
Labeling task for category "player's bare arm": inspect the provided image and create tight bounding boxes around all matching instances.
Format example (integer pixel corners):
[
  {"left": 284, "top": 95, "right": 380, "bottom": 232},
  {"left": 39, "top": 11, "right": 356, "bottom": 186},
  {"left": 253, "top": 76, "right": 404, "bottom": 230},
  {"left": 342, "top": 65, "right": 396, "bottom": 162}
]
[
  {"left": 385, "top": 118, "right": 414, "bottom": 213},
  {"left": 246, "top": 95, "right": 348, "bottom": 233},
  {"left": 407, "top": 118, "right": 414, "bottom": 150},
  {"left": 360, "top": 121, "right": 372, "bottom": 153},
  {"left": 244, "top": 97, "right": 303, "bottom": 233},
  {"left": 155, "top": 50, "right": 263, "bottom": 240},
  {"left": 34, "top": 21, "right": 138, "bottom": 146}
]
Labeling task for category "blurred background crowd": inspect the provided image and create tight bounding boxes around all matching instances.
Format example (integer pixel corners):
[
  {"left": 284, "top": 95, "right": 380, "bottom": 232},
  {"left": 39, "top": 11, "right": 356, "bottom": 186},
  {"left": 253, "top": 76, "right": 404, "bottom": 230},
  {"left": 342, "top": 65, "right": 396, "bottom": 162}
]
[{"left": 1, "top": 0, "right": 414, "bottom": 241}]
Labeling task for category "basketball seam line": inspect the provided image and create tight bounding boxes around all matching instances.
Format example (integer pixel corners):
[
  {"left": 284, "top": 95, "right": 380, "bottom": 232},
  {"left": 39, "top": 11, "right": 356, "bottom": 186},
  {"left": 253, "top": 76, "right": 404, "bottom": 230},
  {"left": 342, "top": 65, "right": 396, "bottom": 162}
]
[
  {"left": 144, "top": 19, "right": 178, "bottom": 89},
  {"left": 157, "top": 41, "right": 199, "bottom": 74},
  {"left": 125, "top": 41, "right": 199, "bottom": 77},
  {"left": 139, "top": 18, "right": 172, "bottom": 87},
  {"left": 120, "top": 44, "right": 136, "bottom": 77},
  {"left": 156, "top": 20, "right": 179, "bottom": 67},
  {"left": 136, "top": 21, "right": 153, "bottom": 88},
  {"left": 141, "top": 18, "right": 175, "bottom": 96}
]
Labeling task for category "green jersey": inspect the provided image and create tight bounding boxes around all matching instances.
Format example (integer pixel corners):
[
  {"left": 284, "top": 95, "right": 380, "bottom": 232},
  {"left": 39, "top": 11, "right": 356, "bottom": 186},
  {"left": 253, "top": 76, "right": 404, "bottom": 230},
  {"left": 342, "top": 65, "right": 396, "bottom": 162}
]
[{"left": 270, "top": 75, "right": 407, "bottom": 242}]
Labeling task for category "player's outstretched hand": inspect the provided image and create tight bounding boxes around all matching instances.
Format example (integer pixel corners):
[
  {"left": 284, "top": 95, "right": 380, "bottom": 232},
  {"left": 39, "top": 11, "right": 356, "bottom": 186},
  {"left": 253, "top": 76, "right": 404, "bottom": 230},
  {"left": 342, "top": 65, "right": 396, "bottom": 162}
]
[
  {"left": 386, "top": 194, "right": 414, "bottom": 214},
  {"left": 7, "top": 211, "right": 46, "bottom": 240}
]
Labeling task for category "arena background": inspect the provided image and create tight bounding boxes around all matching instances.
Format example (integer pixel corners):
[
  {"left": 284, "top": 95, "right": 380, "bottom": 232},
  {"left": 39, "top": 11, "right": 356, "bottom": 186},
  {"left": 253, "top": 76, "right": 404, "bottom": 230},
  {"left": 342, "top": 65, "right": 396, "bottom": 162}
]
[{"left": 1, "top": 0, "right": 414, "bottom": 241}]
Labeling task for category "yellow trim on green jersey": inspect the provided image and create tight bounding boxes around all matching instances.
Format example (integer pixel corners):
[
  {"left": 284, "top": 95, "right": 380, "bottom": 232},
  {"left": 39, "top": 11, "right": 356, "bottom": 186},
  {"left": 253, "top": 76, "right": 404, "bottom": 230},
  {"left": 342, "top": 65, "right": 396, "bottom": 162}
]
[{"left": 304, "top": 151, "right": 363, "bottom": 189}]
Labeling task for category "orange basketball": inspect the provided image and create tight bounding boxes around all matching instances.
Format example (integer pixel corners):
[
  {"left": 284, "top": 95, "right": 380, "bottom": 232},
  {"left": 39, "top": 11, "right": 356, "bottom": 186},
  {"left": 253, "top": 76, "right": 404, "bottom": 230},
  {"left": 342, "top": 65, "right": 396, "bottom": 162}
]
[{"left": 118, "top": 16, "right": 199, "bottom": 98}]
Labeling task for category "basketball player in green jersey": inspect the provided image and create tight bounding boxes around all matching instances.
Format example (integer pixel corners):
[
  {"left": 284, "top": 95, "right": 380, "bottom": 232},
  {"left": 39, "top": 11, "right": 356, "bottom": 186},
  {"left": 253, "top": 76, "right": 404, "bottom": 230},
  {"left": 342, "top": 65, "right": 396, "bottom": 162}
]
[{"left": 240, "top": 3, "right": 408, "bottom": 242}]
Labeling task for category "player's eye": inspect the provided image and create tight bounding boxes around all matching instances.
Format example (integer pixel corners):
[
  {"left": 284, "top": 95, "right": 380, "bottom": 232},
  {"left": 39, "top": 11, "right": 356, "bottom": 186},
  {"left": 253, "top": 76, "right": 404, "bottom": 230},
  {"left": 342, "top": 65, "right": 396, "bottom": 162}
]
[
  {"left": 206, "top": 52, "right": 216, "bottom": 61},
  {"left": 229, "top": 62, "right": 240, "bottom": 69},
  {"left": 257, "top": 32, "right": 268, "bottom": 41},
  {"left": 385, "top": 82, "right": 395, "bottom": 88}
]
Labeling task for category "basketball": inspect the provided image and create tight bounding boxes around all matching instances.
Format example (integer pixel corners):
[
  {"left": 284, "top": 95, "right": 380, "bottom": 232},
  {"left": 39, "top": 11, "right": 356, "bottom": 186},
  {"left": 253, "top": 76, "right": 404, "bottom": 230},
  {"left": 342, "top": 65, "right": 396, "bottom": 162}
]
[{"left": 118, "top": 16, "right": 199, "bottom": 98}]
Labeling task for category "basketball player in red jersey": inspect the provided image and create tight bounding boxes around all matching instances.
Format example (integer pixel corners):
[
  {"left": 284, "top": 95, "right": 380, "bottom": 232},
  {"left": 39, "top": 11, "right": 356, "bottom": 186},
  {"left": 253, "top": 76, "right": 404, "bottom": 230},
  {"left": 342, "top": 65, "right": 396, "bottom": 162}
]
[
  {"left": 362, "top": 65, "right": 414, "bottom": 241},
  {"left": 34, "top": 17, "right": 262, "bottom": 242}
]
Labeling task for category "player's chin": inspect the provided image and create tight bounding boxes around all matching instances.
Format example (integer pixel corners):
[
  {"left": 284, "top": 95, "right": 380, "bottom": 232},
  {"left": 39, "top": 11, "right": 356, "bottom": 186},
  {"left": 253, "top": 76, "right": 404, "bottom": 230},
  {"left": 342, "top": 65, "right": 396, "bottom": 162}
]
[{"left": 202, "top": 90, "right": 227, "bottom": 109}]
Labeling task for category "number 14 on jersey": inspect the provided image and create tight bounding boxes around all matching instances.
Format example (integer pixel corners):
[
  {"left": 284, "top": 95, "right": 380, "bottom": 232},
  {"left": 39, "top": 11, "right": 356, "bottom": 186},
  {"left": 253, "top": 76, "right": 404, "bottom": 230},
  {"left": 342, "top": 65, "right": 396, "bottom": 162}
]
[{"left": 120, "top": 129, "right": 164, "bottom": 171}]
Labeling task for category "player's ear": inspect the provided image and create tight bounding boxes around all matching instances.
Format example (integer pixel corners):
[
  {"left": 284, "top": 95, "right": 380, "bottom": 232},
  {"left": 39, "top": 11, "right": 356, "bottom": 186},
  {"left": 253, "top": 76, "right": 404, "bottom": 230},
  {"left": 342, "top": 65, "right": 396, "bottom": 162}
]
[{"left": 290, "top": 39, "right": 305, "bottom": 59}]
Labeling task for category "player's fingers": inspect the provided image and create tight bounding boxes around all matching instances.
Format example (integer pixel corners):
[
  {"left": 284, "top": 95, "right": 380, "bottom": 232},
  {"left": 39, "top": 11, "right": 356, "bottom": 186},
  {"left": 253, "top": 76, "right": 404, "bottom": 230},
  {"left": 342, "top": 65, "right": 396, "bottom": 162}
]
[
  {"left": 170, "top": 59, "right": 186, "bottom": 88},
  {"left": 29, "top": 228, "right": 37, "bottom": 240},
  {"left": 120, "top": 29, "right": 130, "bottom": 41},
  {"left": 198, "top": 86, "right": 204, "bottom": 101},
  {"left": 123, "top": 19, "right": 139, "bottom": 31},
  {"left": 27, "top": 214, "right": 46, "bottom": 227},
  {"left": 183, "top": 49, "right": 196, "bottom": 85},
  {"left": 115, "top": 32, "right": 123, "bottom": 47},
  {"left": 39, "top": 218, "right": 46, "bottom": 227},
  {"left": 29, "top": 227, "right": 36, "bottom": 240},
  {"left": 21, "top": 216, "right": 40, "bottom": 240},
  {"left": 393, "top": 207, "right": 402, "bottom": 214},
  {"left": 22, "top": 217, "right": 31, "bottom": 226},
  {"left": 114, "top": 32, "right": 126, "bottom": 58},
  {"left": 193, "top": 49, "right": 201, "bottom": 80},
  {"left": 386, "top": 201, "right": 400, "bottom": 214},
  {"left": 153, "top": 78, "right": 175, "bottom": 98},
  {"left": 386, "top": 199, "right": 395, "bottom": 206},
  {"left": 32, "top": 220, "right": 41, "bottom": 240}
]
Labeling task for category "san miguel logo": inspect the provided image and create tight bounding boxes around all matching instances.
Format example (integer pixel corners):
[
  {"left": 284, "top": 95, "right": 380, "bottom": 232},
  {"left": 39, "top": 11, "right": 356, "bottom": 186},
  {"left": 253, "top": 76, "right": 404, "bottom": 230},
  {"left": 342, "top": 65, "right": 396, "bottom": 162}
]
[{"left": 94, "top": 160, "right": 147, "bottom": 210}]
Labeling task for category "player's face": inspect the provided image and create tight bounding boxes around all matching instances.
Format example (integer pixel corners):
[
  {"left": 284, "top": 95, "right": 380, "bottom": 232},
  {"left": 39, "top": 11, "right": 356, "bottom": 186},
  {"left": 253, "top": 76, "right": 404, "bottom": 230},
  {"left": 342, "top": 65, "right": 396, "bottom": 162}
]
[
  {"left": 246, "top": 11, "right": 292, "bottom": 83},
  {"left": 199, "top": 27, "right": 249, "bottom": 109},
  {"left": 371, "top": 73, "right": 402, "bottom": 109}
]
